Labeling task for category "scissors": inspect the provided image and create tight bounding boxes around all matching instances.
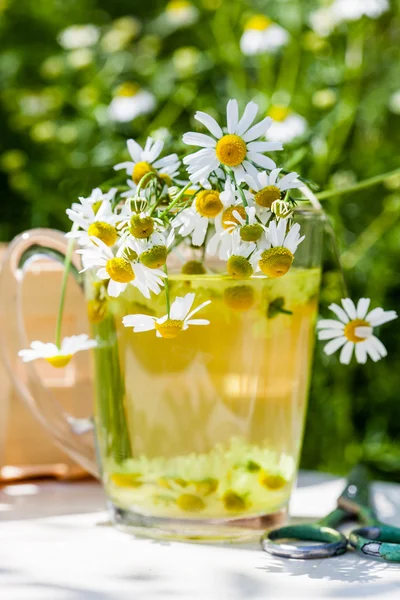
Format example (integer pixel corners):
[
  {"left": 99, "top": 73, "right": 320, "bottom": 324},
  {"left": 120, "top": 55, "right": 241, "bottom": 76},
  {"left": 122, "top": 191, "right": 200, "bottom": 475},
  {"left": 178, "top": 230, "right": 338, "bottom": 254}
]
[{"left": 261, "top": 464, "right": 400, "bottom": 562}]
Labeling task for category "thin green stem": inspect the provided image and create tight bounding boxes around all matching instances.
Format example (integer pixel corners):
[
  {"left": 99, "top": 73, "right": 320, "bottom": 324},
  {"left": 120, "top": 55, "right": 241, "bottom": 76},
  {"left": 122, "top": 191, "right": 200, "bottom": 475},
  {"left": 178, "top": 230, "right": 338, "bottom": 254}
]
[
  {"left": 159, "top": 182, "right": 192, "bottom": 219},
  {"left": 163, "top": 264, "right": 171, "bottom": 318},
  {"left": 55, "top": 233, "right": 76, "bottom": 349},
  {"left": 136, "top": 171, "right": 158, "bottom": 196},
  {"left": 226, "top": 168, "right": 248, "bottom": 224},
  {"left": 316, "top": 167, "right": 400, "bottom": 200}
]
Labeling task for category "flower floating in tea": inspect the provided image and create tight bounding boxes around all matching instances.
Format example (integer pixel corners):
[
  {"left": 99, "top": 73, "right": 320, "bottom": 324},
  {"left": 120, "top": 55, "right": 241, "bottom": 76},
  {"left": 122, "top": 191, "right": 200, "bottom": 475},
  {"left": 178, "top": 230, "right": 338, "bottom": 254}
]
[{"left": 122, "top": 292, "right": 210, "bottom": 338}]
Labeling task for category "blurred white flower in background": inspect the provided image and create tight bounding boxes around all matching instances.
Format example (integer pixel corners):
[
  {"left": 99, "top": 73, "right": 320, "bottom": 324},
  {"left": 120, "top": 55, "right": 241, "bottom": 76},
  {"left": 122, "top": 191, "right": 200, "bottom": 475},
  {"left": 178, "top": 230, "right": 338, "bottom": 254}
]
[
  {"left": 309, "top": 0, "right": 389, "bottom": 37},
  {"left": 165, "top": 0, "right": 199, "bottom": 27},
  {"left": 388, "top": 90, "right": 400, "bottom": 115},
  {"left": 240, "top": 15, "right": 289, "bottom": 56},
  {"left": 58, "top": 24, "right": 100, "bottom": 49},
  {"left": 101, "top": 17, "right": 140, "bottom": 52},
  {"left": 108, "top": 83, "right": 156, "bottom": 123},
  {"left": 266, "top": 106, "right": 308, "bottom": 143}
]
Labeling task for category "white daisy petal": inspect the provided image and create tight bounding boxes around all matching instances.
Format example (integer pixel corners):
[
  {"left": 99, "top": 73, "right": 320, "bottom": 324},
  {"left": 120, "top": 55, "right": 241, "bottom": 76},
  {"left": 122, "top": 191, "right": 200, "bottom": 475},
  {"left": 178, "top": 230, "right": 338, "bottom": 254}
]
[
  {"left": 236, "top": 102, "right": 259, "bottom": 135},
  {"left": 318, "top": 329, "right": 345, "bottom": 340},
  {"left": 227, "top": 99, "right": 239, "bottom": 134},
  {"left": 340, "top": 341, "right": 354, "bottom": 364},
  {"left": 194, "top": 111, "right": 223, "bottom": 138},
  {"left": 341, "top": 298, "right": 357, "bottom": 320},
  {"left": 368, "top": 335, "right": 387, "bottom": 359},
  {"left": 317, "top": 319, "right": 345, "bottom": 330},
  {"left": 355, "top": 342, "right": 368, "bottom": 364},
  {"left": 127, "top": 139, "right": 143, "bottom": 162},
  {"left": 182, "top": 132, "right": 216, "bottom": 147},
  {"left": 247, "top": 152, "right": 277, "bottom": 170},
  {"left": 328, "top": 303, "right": 350, "bottom": 324},
  {"left": 323, "top": 336, "right": 347, "bottom": 355},
  {"left": 367, "top": 309, "right": 398, "bottom": 327},
  {"left": 243, "top": 117, "right": 276, "bottom": 142}
]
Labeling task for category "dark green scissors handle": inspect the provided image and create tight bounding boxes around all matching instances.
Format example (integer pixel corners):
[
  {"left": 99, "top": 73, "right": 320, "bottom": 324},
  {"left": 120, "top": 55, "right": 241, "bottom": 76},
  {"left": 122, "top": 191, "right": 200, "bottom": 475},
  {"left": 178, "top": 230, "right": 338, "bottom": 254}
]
[
  {"left": 349, "top": 524, "right": 400, "bottom": 562},
  {"left": 261, "top": 507, "right": 348, "bottom": 559}
]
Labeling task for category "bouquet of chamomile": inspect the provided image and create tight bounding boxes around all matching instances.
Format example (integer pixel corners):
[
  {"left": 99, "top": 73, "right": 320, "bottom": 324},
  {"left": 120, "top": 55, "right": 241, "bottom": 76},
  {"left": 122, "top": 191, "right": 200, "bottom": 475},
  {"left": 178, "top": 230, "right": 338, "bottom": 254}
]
[{"left": 18, "top": 100, "right": 397, "bottom": 367}]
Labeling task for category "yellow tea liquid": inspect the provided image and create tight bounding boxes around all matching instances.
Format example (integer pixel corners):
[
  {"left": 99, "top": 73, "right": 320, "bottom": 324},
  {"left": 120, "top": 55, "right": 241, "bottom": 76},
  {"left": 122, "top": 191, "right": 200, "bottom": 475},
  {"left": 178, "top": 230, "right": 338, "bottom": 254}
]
[{"left": 91, "top": 268, "right": 320, "bottom": 522}]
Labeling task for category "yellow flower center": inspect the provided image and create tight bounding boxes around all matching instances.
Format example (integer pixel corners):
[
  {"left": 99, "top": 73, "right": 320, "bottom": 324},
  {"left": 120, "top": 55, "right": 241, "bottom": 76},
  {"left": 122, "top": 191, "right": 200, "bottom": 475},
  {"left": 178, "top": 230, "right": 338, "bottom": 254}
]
[
  {"left": 110, "top": 473, "right": 143, "bottom": 488},
  {"left": 181, "top": 260, "right": 207, "bottom": 275},
  {"left": 195, "top": 189, "right": 223, "bottom": 218},
  {"left": 116, "top": 82, "right": 140, "bottom": 97},
  {"left": 224, "top": 285, "right": 255, "bottom": 311},
  {"left": 343, "top": 319, "right": 370, "bottom": 343},
  {"left": 222, "top": 490, "right": 247, "bottom": 511},
  {"left": 159, "top": 173, "right": 172, "bottom": 187},
  {"left": 240, "top": 223, "right": 263, "bottom": 242},
  {"left": 155, "top": 319, "right": 184, "bottom": 339},
  {"left": 132, "top": 161, "right": 154, "bottom": 185},
  {"left": 268, "top": 105, "right": 290, "bottom": 122},
  {"left": 222, "top": 205, "right": 246, "bottom": 229},
  {"left": 87, "top": 221, "right": 118, "bottom": 247},
  {"left": 258, "top": 470, "right": 287, "bottom": 490},
  {"left": 245, "top": 15, "right": 272, "bottom": 31},
  {"left": 215, "top": 134, "right": 247, "bottom": 167},
  {"left": 87, "top": 299, "right": 107, "bottom": 324},
  {"left": 139, "top": 245, "right": 167, "bottom": 269},
  {"left": 129, "top": 215, "right": 154, "bottom": 238},
  {"left": 227, "top": 255, "right": 253, "bottom": 279},
  {"left": 254, "top": 185, "right": 281, "bottom": 208},
  {"left": 45, "top": 354, "right": 73, "bottom": 368},
  {"left": 192, "top": 478, "right": 218, "bottom": 496},
  {"left": 259, "top": 247, "right": 294, "bottom": 278},
  {"left": 105, "top": 257, "right": 135, "bottom": 283},
  {"left": 176, "top": 493, "right": 205, "bottom": 512}
]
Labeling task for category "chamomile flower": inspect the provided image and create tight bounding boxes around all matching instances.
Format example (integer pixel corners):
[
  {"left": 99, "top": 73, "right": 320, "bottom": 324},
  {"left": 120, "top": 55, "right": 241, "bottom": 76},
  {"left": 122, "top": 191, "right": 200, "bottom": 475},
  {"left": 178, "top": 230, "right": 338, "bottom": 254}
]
[
  {"left": 123, "top": 292, "right": 210, "bottom": 339},
  {"left": 58, "top": 25, "right": 100, "bottom": 50},
  {"left": 127, "top": 229, "right": 175, "bottom": 269},
  {"left": 70, "top": 187, "right": 117, "bottom": 214},
  {"left": 317, "top": 298, "right": 397, "bottom": 365},
  {"left": 240, "top": 15, "right": 289, "bottom": 56},
  {"left": 226, "top": 233, "right": 261, "bottom": 279},
  {"left": 206, "top": 180, "right": 246, "bottom": 258},
  {"left": 258, "top": 219, "right": 304, "bottom": 278},
  {"left": 266, "top": 106, "right": 307, "bottom": 143},
  {"left": 309, "top": 0, "right": 388, "bottom": 37},
  {"left": 78, "top": 237, "right": 165, "bottom": 299},
  {"left": 171, "top": 188, "right": 224, "bottom": 246},
  {"left": 114, "top": 137, "right": 180, "bottom": 188},
  {"left": 18, "top": 335, "right": 97, "bottom": 368},
  {"left": 182, "top": 100, "right": 283, "bottom": 184},
  {"left": 165, "top": 0, "right": 199, "bottom": 28},
  {"left": 108, "top": 83, "right": 156, "bottom": 123},
  {"left": 66, "top": 196, "right": 119, "bottom": 247},
  {"left": 245, "top": 168, "right": 300, "bottom": 216}
]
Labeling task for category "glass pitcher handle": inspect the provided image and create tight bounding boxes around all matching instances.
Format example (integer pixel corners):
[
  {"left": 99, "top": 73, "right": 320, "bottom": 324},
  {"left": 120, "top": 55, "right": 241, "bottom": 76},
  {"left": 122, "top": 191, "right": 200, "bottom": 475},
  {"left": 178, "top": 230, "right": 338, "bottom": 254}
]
[{"left": 0, "top": 228, "right": 99, "bottom": 478}]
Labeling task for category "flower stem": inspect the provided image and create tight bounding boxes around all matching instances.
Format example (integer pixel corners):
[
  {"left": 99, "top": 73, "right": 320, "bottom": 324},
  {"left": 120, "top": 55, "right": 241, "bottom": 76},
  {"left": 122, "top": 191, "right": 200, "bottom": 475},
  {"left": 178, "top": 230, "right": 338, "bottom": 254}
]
[
  {"left": 226, "top": 168, "right": 249, "bottom": 226},
  {"left": 55, "top": 234, "right": 76, "bottom": 349},
  {"left": 159, "top": 182, "right": 192, "bottom": 219},
  {"left": 163, "top": 264, "right": 171, "bottom": 318},
  {"left": 136, "top": 171, "right": 158, "bottom": 196},
  {"left": 316, "top": 167, "right": 400, "bottom": 200}
]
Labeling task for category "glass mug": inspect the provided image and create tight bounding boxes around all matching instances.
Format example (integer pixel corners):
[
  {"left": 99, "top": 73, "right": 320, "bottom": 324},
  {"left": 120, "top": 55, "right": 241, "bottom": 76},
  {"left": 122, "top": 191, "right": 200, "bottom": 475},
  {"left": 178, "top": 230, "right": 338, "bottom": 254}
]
[{"left": 0, "top": 206, "right": 324, "bottom": 541}]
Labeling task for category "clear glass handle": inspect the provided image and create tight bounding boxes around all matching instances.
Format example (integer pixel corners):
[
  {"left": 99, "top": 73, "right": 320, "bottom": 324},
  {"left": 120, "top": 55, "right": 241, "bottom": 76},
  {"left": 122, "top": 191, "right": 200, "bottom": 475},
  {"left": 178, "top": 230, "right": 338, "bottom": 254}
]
[{"left": 0, "top": 228, "right": 99, "bottom": 477}]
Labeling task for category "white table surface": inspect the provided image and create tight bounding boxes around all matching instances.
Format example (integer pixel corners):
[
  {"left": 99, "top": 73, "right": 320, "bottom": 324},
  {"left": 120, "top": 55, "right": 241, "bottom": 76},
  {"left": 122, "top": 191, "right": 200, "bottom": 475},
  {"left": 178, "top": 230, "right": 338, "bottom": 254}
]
[{"left": 0, "top": 471, "right": 399, "bottom": 600}]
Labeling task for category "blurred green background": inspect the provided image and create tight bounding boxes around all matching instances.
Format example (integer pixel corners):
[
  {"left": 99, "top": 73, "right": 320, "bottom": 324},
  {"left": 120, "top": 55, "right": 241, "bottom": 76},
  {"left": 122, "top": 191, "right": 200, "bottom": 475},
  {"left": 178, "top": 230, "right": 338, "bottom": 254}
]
[{"left": 1, "top": 0, "right": 399, "bottom": 477}]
